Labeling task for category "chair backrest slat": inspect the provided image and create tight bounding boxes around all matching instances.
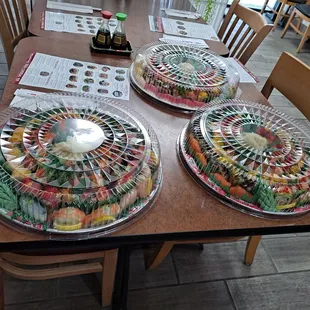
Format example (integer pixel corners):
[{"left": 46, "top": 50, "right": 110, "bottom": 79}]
[
  {"left": 261, "top": 52, "right": 310, "bottom": 120},
  {"left": 231, "top": 26, "right": 252, "bottom": 57},
  {"left": 12, "top": 0, "right": 24, "bottom": 34},
  {"left": 235, "top": 30, "right": 255, "bottom": 59},
  {"left": 222, "top": 17, "right": 239, "bottom": 44},
  {"left": 218, "top": 0, "right": 273, "bottom": 64},
  {"left": 0, "top": 0, "right": 28, "bottom": 68},
  {"left": 218, "top": 0, "right": 240, "bottom": 39},
  {"left": 227, "top": 21, "right": 246, "bottom": 50},
  {"left": 3, "top": 0, "right": 19, "bottom": 38}
]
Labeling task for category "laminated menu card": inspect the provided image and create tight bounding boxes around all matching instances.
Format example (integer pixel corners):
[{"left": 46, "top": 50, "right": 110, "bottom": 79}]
[
  {"left": 15, "top": 53, "right": 130, "bottom": 100},
  {"left": 225, "top": 58, "right": 259, "bottom": 83},
  {"left": 161, "top": 17, "right": 219, "bottom": 41},
  {"left": 42, "top": 11, "right": 117, "bottom": 35},
  {"left": 149, "top": 16, "right": 219, "bottom": 41}
]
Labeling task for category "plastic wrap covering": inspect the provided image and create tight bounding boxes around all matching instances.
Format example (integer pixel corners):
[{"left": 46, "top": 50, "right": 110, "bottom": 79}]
[
  {"left": 0, "top": 93, "right": 162, "bottom": 238},
  {"left": 130, "top": 42, "right": 240, "bottom": 113},
  {"left": 177, "top": 99, "right": 310, "bottom": 218}
]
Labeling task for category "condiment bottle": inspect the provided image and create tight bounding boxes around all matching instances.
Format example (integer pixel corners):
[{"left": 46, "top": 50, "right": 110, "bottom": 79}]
[
  {"left": 112, "top": 13, "right": 127, "bottom": 50},
  {"left": 95, "top": 10, "right": 113, "bottom": 48}
]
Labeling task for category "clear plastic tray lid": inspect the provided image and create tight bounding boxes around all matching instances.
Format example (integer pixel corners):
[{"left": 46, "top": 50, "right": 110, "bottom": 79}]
[
  {"left": 130, "top": 42, "right": 240, "bottom": 112},
  {"left": 0, "top": 93, "right": 162, "bottom": 236},
  {"left": 179, "top": 99, "right": 310, "bottom": 217}
]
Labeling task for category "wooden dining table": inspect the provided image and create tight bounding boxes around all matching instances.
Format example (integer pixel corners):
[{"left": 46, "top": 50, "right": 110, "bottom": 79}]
[
  {"left": 2, "top": 35, "right": 310, "bottom": 309},
  {"left": 1, "top": 1, "right": 310, "bottom": 309},
  {"left": 28, "top": 0, "right": 230, "bottom": 55}
]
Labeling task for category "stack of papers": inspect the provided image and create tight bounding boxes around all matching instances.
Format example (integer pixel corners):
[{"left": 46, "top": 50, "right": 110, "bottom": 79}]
[
  {"left": 225, "top": 58, "right": 259, "bottom": 84},
  {"left": 159, "top": 34, "right": 209, "bottom": 48},
  {"left": 44, "top": 11, "right": 117, "bottom": 36},
  {"left": 46, "top": 1, "right": 101, "bottom": 14},
  {"left": 149, "top": 16, "right": 219, "bottom": 41},
  {"left": 10, "top": 89, "right": 46, "bottom": 107},
  {"left": 163, "top": 9, "right": 200, "bottom": 19}
]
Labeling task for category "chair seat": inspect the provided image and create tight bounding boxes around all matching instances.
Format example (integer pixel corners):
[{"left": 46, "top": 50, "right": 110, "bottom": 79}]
[{"left": 296, "top": 4, "right": 310, "bottom": 17}]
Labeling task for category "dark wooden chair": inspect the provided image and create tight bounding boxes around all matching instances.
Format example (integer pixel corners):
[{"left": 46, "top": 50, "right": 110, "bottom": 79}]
[{"left": 0, "top": 249, "right": 118, "bottom": 310}]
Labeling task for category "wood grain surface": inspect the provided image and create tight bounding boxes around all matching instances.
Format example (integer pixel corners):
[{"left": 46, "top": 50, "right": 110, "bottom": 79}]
[{"left": 1, "top": 36, "right": 310, "bottom": 247}]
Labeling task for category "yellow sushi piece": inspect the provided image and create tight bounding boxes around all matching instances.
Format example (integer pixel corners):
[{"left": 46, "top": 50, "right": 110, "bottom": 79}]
[
  {"left": 8, "top": 147, "right": 23, "bottom": 157},
  {"left": 276, "top": 202, "right": 296, "bottom": 211},
  {"left": 53, "top": 222, "right": 83, "bottom": 231},
  {"left": 11, "top": 168, "right": 31, "bottom": 180},
  {"left": 92, "top": 215, "right": 115, "bottom": 226}
]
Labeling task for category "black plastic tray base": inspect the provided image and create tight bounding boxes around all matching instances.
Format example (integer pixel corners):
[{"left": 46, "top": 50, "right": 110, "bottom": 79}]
[{"left": 90, "top": 37, "right": 133, "bottom": 56}]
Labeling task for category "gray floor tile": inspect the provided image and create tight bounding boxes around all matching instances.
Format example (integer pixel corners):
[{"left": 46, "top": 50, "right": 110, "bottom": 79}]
[
  {"left": 128, "top": 282, "right": 235, "bottom": 310},
  {"left": 4, "top": 274, "right": 58, "bottom": 305},
  {"left": 0, "top": 63, "right": 8, "bottom": 75},
  {"left": 6, "top": 299, "right": 73, "bottom": 310},
  {"left": 57, "top": 273, "right": 101, "bottom": 298},
  {"left": 263, "top": 233, "right": 297, "bottom": 239},
  {"left": 6, "top": 294, "right": 106, "bottom": 310},
  {"left": 227, "top": 272, "right": 310, "bottom": 310},
  {"left": 129, "top": 249, "right": 178, "bottom": 290},
  {"left": 0, "top": 52, "right": 6, "bottom": 64},
  {"left": 263, "top": 237, "right": 310, "bottom": 272},
  {"left": 172, "top": 242, "right": 277, "bottom": 284},
  {"left": 296, "top": 232, "right": 310, "bottom": 237},
  {"left": 0, "top": 75, "right": 7, "bottom": 89}
]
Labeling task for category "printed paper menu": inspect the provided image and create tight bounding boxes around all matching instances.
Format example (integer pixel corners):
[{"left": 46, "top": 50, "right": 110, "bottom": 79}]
[
  {"left": 161, "top": 17, "right": 219, "bottom": 41},
  {"left": 225, "top": 58, "right": 259, "bottom": 83},
  {"left": 16, "top": 53, "right": 130, "bottom": 100},
  {"left": 43, "top": 11, "right": 117, "bottom": 35}
]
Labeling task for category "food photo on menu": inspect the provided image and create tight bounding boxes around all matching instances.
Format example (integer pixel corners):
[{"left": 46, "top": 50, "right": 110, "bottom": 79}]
[{"left": 15, "top": 53, "right": 130, "bottom": 100}]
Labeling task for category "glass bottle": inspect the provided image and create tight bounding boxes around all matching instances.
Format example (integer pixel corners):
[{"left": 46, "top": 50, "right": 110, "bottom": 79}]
[
  {"left": 112, "top": 13, "right": 127, "bottom": 50},
  {"left": 95, "top": 10, "right": 113, "bottom": 48}
]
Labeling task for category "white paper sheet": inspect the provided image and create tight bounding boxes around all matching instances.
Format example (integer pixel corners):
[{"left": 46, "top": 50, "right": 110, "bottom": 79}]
[
  {"left": 225, "top": 58, "right": 259, "bottom": 84},
  {"left": 10, "top": 89, "right": 47, "bottom": 108},
  {"left": 44, "top": 11, "right": 117, "bottom": 36},
  {"left": 47, "top": 1, "right": 93, "bottom": 14},
  {"left": 163, "top": 9, "right": 200, "bottom": 19},
  {"left": 159, "top": 34, "right": 208, "bottom": 48},
  {"left": 17, "top": 53, "right": 130, "bottom": 101},
  {"left": 161, "top": 17, "right": 219, "bottom": 41},
  {"left": 148, "top": 15, "right": 163, "bottom": 32}
]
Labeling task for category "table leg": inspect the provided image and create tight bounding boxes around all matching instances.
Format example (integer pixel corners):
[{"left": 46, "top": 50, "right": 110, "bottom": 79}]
[{"left": 112, "top": 245, "right": 132, "bottom": 310}]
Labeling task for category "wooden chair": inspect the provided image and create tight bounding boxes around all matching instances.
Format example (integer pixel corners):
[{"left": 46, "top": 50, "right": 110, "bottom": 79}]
[
  {"left": 261, "top": 51, "right": 310, "bottom": 119},
  {"left": 281, "top": 4, "right": 310, "bottom": 52},
  {"left": 261, "top": 0, "right": 307, "bottom": 32},
  {"left": 218, "top": 0, "right": 273, "bottom": 65},
  {"left": 0, "top": 0, "right": 29, "bottom": 68},
  {"left": 0, "top": 249, "right": 118, "bottom": 310}
]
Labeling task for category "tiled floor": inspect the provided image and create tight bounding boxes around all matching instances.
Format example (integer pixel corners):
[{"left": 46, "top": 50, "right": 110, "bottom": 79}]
[{"left": 1, "top": 10, "right": 310, "bottom": 310}]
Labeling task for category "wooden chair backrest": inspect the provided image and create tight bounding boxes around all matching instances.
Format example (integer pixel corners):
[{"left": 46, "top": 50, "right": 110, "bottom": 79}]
[
  {"left": 218, "top": 0, "right": 273, "bottom": 64},
  {"left": 0, "top": 0, "right": 28, "bottom": 68},
  {"left": 261, "top": 52, "right": 310, "bottom": 120}
]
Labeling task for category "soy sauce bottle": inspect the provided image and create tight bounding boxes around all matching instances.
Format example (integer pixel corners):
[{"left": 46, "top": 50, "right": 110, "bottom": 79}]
[
  {"left": 95, "top": 10, "right": 113, "bottom": 48},
  {"left": 112, "top": 13, "right": 127, "bottom": 50}
]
